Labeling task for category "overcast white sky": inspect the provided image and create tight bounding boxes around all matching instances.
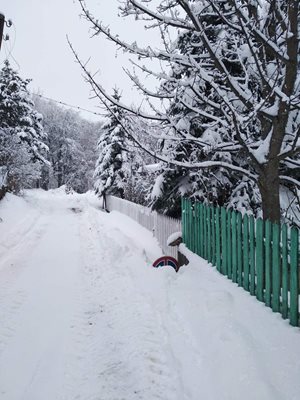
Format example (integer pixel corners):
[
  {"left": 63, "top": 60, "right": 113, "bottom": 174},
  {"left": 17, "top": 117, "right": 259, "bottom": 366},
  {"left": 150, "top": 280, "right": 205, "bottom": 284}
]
[{"left": 0, "top": 0, "right": 161, "bottom": 121}]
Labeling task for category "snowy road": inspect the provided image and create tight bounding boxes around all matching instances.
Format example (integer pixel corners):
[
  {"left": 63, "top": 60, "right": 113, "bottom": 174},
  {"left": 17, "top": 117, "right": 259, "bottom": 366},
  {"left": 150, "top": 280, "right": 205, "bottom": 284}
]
[
  {"left": 0, "top": 190, "right": 180, "bottom": 400},
  {"left": 0, "top": 189, "right": 299, "bottom": 400}
]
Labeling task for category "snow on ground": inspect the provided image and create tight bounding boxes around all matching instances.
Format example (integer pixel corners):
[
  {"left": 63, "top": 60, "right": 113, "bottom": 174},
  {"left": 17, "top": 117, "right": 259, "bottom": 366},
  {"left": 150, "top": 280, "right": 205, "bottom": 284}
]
[{"left": 0, "top": 189, "right": 299, "bottom": 400}]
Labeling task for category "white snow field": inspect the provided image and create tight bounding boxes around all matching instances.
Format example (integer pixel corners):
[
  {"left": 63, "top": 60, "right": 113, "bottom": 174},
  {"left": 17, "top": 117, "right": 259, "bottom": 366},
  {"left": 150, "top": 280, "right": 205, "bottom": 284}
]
[{"left": 0, "top": 189, "right": 299, "bottom": 400}]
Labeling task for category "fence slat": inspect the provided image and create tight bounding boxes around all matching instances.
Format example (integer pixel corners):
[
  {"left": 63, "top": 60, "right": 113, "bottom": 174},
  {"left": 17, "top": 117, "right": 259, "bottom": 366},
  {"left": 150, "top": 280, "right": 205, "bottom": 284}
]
[
  {"left": 221, "top": 207, "right": 227, "bottom": 275},
  {"left": 256, "top": 219, "right": 264, "bottom": 302},
  {"left": 281, "top": 224, "right": 288, "bottom": 320},
  {"left": 191, "top": 203, "right": 196, "bottom": 253},
  {"left": 237, "top": 213, "right": 243, "bottom": 287},
  {"left": 203, "top": 205, "right": 208, "bottom": 259},
  {"left": 232, "top": 212, "right": 237, "bottom": 283},
  {"left": 188, "top": 200, "right": 192, "bottom": 250},
  {"left": 182, "top": 198, "right": 186, "bottom": 244},
  {"left": 194, "top": 202, "right": 199, "bottom": 256},
  {"left": 272, "top": 223, "right": 280, "bottom": 313},
  {"left": 227, "top": 210, "right": 232, "bottom": 279},
  {"left": 199, "top": 203, "right": 204, "bottom": 258},
  {"left": 207, "top": 207, "right": 212, "bottom": 262},
  {"left": 188, "top": 200, "right": 192, "bottom": 251},
  {"left": 198, "top": 203, "right": 202, "bottom": 256},
  {"left": 243, "top": 214, "right": 249, "bottom": 292},
  {"left": 211, "top": 207, "right": 216, "bottom": 266},
  {"left": 290, "top": 227, "right": 299, "bottom": 327},
  {"left": 265, "top": 220, "right": 272, "bottom": 307},
  {"left": 216, "top": 207, "right": 221, "bottom": 272},
  {"left": 249, "top": 216, "right": 256, "bottom": 296}
]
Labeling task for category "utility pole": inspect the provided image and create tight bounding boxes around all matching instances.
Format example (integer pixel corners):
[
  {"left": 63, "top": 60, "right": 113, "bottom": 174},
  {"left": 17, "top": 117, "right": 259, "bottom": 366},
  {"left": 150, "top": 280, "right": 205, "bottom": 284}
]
[
  {"left": 0, "top": 13, "right": 5, "bottom": 52},
  {"left": 0, "top": 13, "right": 11, "bottom": 53}
]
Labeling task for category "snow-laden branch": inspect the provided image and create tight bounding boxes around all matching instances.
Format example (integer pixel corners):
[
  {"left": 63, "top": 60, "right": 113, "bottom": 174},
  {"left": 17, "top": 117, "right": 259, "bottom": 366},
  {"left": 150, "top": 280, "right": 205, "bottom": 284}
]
[
  {"left": 121, "top": 0, "right": 194, "bottom": 31},
  {"left": 90, "top": 81, "right": 257, "bottom": 180},
  {"left": 123, "top": 68, "right": 174, "bottom": 99},
  {"left": 68, "top": 37, "right": 167, "bottom": 122},
  {"left": 230, "top": 0, "right": 290, "bottom": 63},
  {"left": 280, "top": 175, "right": 300, "bottom": 188},
  {"left": 78, "top": 0, "right": 194, "bottom": 68}
]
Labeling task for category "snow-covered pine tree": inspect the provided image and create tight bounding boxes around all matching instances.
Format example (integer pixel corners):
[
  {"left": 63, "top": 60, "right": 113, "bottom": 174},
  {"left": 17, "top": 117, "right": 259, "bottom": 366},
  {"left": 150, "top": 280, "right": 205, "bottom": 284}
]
[
  {"left": 94, "top": 90, "right": 129, "bottom": 199},
  {"left": 0, "top": 61, "right": 49, "bottom": 194}
]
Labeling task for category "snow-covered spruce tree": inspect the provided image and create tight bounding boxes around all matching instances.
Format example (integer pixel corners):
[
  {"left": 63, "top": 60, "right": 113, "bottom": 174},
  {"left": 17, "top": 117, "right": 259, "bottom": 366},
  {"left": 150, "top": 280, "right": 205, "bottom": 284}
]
[
  {"left": 0, "top": 61, "right": 48, "bottom": 194},
  {"left": 94, "top": 90, "right": 129, "bottom": 199},
  {"left": 75, "top": 0, "right": 299, "bottom": 223},
  {"left": 151, "top": 11, "right": 261, "bottom": 217}
]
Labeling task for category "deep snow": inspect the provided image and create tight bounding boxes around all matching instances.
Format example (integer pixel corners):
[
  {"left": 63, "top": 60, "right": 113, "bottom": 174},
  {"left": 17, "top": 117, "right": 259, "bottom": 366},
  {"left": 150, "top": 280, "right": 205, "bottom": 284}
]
[{"left": 0, "top": 189, "right": 299, "bottom": 400}]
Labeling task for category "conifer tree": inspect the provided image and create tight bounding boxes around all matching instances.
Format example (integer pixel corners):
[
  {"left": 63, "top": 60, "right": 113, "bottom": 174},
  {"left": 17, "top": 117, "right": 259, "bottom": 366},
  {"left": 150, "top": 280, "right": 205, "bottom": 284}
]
[
  {"left": 0, "top": 61, "right": 48, "bottom": 163},
  {"left": 94, "top": 90, "right": 129, "bottom": 198},
  {"left": 0, "top": 61, "right": 49, "bottom": 194}
]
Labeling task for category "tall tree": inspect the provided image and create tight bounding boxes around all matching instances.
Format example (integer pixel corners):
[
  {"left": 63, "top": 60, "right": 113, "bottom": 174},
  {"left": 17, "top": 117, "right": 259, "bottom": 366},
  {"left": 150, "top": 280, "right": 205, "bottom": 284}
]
[
  {"left": 0, "top": 61, "right": 48, "bottom": 194},
  {"left": 94, "top": 90, "right": 129, "bottom": 198},
  {"left": 74, "top": 0, "right": 300, "bottom": 223}
]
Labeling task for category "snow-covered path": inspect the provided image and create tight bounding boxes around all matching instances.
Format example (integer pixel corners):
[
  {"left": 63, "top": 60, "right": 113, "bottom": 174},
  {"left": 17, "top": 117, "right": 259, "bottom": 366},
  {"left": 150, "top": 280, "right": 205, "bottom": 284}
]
[
  {"left": 0, "top": 190, "right": 180, "bottom": 400},
  {"left": 0, "top": 189, "right": 299, "bottom": 400}
]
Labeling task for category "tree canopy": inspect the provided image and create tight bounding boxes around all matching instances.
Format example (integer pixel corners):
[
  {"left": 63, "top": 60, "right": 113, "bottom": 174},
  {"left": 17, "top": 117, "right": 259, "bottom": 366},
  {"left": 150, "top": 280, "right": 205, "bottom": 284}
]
[{"left": 74, "top": 0, "right": 299, "bottom": 223}]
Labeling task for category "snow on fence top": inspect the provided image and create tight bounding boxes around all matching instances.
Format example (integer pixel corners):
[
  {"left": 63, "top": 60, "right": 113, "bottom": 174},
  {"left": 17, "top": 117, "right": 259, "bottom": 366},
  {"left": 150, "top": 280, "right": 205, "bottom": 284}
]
[{"left": 106, "top": 195, "right": 181, "bottom": 259}]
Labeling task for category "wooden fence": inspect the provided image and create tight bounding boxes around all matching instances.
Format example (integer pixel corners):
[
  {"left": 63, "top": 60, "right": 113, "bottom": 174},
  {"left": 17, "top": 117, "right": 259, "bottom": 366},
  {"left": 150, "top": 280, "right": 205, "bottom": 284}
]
[
  {"left": 182, "top": 198, "right": 300, "bottom": 327},
  {"left": 106, "top": 196, "right": 181, "bottom": 258}
]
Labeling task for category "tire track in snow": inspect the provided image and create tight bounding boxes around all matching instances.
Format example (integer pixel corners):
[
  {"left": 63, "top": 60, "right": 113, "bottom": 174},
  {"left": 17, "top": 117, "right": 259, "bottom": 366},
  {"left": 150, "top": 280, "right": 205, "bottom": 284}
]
[
  {"left": 61, "top": 206, "right": 182, "bottom": 400},
  {"left": 0, "top": 197, "right": 43, "bottom": 262},
  {"left": 0, "top": 215, "right": 49, "bottom": 358},
  {"left": 0, "top": 204, "right": 83, "bottom": 400}
]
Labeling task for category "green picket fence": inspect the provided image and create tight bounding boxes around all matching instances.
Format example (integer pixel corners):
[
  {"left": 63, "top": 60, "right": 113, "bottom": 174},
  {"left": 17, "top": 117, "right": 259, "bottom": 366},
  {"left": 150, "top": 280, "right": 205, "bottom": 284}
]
[{"left": 182, "top": 198, "right": 300, "bottom": 327}]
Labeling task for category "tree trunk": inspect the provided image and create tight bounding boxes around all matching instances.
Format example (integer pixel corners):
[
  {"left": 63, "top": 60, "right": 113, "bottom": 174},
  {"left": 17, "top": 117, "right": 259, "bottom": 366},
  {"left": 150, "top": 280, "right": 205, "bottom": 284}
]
[{"left": 258, "top": 161, "right": 281, "bottom": 223}]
